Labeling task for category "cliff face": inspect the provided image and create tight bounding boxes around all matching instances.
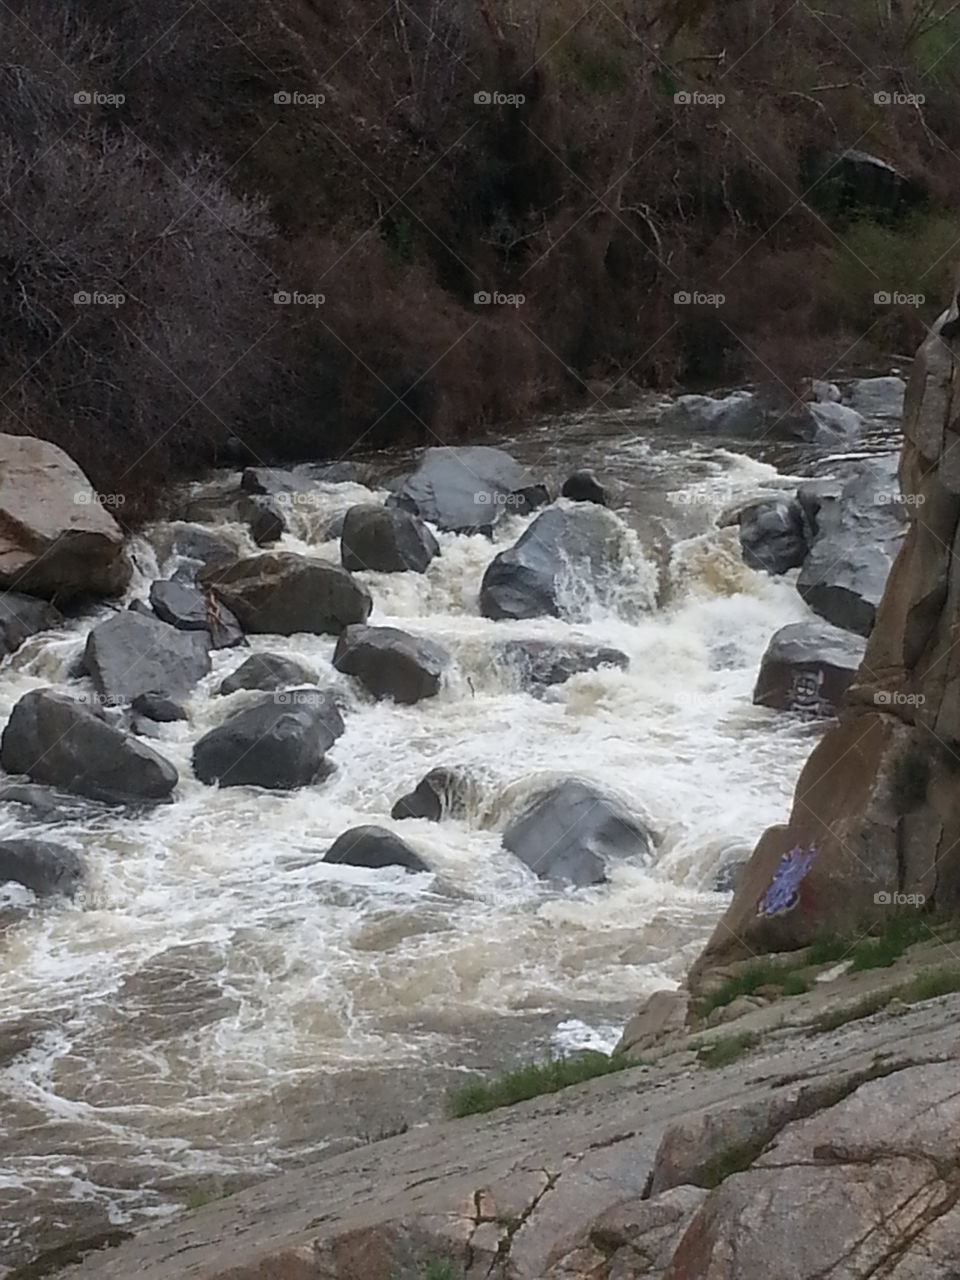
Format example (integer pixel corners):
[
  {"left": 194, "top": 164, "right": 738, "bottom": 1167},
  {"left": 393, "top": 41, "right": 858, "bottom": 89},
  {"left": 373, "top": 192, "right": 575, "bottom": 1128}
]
[{"left": 691, "top": 294, "right": 960, "bottom": 985}]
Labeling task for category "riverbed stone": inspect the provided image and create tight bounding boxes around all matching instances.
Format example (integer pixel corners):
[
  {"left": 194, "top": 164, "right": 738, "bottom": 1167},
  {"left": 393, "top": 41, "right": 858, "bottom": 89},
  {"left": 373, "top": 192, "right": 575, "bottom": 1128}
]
[
  {"left": 480, "top": 504, "right": 625, "bottom": 622},
  {"left": 0, "top": 688, "right": 178, "bottom": 803},
  {"left": 0, "top": 838, "right": 83, "bottom": 898},
  {"left": 503, "top": 778, "right": 654, "bottom": 887},
  {"left": 85, "top": 611, "right": 211, "bottom": 705},
  {"left": 0, "top": 433, "right": 131, "bottom": 600},
  {"left": 561, "top": 470, "right": 607, "bottom": 505},
  {"left": 391, "top": 768, "right": 468, "bottom": 821},
  {"left": 333, "top": 625, "right": 450, "bottom": 703},
  {"left": 131, "top": 693, "right": 188, "bottom": 723},
  {"left": 218, "top": 653, "right": 318, "bottom": 695},
  {"left": 737, "top": 497, "right": 810, "bottom": 575},
  {"left": 493, "top": 639, "right": 629, "bottom": 688},
  {"left": 390, "top": 446, "right": 537, "bottom": 534},
  {"left": 0, "top": 592, "right": 63, "bottom": 658},
  {"left": 753, "top": 620, "right": 867, "bottom": 717},
  {"left": 323, "top": 825, "right": 429, "bottom": 872},
  {"left": 200, "top": 554, "right": 372, "bottom": 636},
  {"left": 193, "top": 690, "right": 343, "bottom": 789},
  {"left": 340, "top": 504, "right": 439, "bottom": 574},
  {"left": 149, "top": 580, "right": 244, "bottom": 648},
  {"left": 843, "top": 374, "right": 906, "bottom": 419}
]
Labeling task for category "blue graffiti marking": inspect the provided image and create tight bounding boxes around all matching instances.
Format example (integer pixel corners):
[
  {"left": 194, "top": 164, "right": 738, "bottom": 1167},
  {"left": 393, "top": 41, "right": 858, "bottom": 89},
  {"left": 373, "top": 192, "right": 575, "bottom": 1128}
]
[{"left": 758, "top": 844, "right": 818, "bottom": 918}]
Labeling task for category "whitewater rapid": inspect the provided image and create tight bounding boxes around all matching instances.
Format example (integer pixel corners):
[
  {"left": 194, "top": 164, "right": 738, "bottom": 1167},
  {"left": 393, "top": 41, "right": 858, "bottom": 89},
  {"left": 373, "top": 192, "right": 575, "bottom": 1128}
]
[{"left": 0, "top": 420, "right": 831, "bottom": 1269}]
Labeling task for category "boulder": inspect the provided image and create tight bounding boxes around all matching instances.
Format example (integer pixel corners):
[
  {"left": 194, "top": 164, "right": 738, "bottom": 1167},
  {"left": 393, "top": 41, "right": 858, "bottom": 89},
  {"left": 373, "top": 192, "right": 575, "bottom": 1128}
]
[
  {"left": 659, "top": 391, "right": 763, "bottom": 436},
  {"left": 200, "top": 554, "right": 372, "bottom": 636},
  {"left": 737, "top": 498, "right": 809, "bottom": 575},
  {"left": 0, "top": 592, "right": 62, "bottom": 658},
  {"left": 193, "top": 690, "right": 344, "bottom": 789},
  {"left": 131, "top": 692, "right": 188, "bottom": 723},
  {"left": 0, "top": 839, "right": 83, "bottom": 898},
  {"left": 561, "top": 471, "right": 607, "bottom": 505},
  {"left": 218, "top": 653, "right": 318, "bottom": 696},
  {"left": 149, "top": 580, "right": 244, "bottom": 648},
  {"left": 660, "top": 390, "right": 863, "bottom": 443},
  {"left": 753, "top": 620, "right": 866, "bottom": 717},
  {"left": 323, "top": 825, "right": 429, "bottom": 872},
  {"left": 615, "top": 990, "right": 689, "bottom": 1059},
  {"left": 0, "top": 688, "right": 178, "bottom": 803},
  {"left": 479, "top": 504, "right": 624, "bottom": 622},
  {"left": 843, "top": 374, "right": 906, "bottom": 419},
  {"left": 797, "top": 456, "right": 907, "bottom": 636},
  {"left": 151, "top": 524, "right": 236, "bottom": 577},
  {"left": 340, "top": 504, "right": 439, "bottom": 574},
  {"left": 502, "top": 778, "right": 655, "bottom": 887},
  {"left": 241, "top": 466, "right": 314, "bottom": 498},
  {"left": 493, "top": 639, "right": 629, "bottom": 688},
  {"left": 0, "top": 433, "right": 131, "bottom": 599},
  {"left": 390, "top": 446, "right": 537, "bottom": 533},
  {"left": 391, "top": 768, "right": 466, "bottom": 821},
  {"left": 85, "top": 611, "right": 211, "bottom": 705},
  {"left": 333, "top": 625, "right": 450, "bottom": 704},
  {"left": 243, "top": 496, "right": 286, "bottom": 547}
]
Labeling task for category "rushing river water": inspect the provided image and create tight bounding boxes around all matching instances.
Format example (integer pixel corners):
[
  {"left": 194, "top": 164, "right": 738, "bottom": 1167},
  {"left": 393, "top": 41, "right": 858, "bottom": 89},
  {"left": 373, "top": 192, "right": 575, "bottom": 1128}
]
[{"left": 0, "top": 399, "right": 900, "bottom": 1271}]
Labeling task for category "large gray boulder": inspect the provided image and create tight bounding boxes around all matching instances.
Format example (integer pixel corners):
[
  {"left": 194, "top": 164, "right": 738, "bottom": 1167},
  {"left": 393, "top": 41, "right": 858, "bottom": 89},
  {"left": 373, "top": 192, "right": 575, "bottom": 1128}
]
[
  {"left": 660, "top": 391, "right": 863, "bottom": 443},
  {"left": 323, "top": 825, "right": 429, "bottom": 872},
  {"left": 218, "top": 653, "right": 318, "bottom": 695},
  {"left": 738, "top": 497, "right": 810, "bottom": 575},
  {"left": 480, "top": 504, "right": 624, "bottom": 621},
  {"left": 493, "top": 639, "right": 628, "bottom": 688},
  {"left": 390, "top": 446, "right": 538, "bottom": 533},
  {"left": 842, "top": 374, "right": 906, "bottom": 419},
  {"left": 149, "top": 580, "right": 244, "bottom": 648},
  {"left": 193, "top": 690, "right": 344, "bottom": 789},
  {"left": 333, "top": 625, "right": 450, "bottom": 703},
  {"left": 85, "top": 611, "right": 211, "bottom": 705},
  {"left": 201, "top": 554, "right": 372, "bottom": 635},
  {"left": 659, "top": 391, "right": 763, "bottom": 436},
  {"left": 797, "top": 456, "right": 907, "bottom": 636},
  {"left": 0, "top": 838, "right": 83, "bottom": 897},
  {"left": 0, "top": 689, "right": 178, "bottom": 803},
  {"left": 0, "top": 433, "right": 131, "bottom": 599},
  {"left": 0, "top": 592, "right": 62, "bottom": 658},
  {"left": 340, "top": 504, "right": 439, "bottom": 574},
  {"left": 753, "top": 620, "right": 867, "bottom": 718},
  {"left": 502, "top": 778, "right": 655, "bottom": 887}
]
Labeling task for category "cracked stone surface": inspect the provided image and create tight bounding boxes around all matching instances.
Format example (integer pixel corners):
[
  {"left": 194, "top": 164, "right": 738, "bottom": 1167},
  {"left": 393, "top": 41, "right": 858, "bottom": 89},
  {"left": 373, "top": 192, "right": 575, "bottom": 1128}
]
[{"left": 57, "top": 993, "right": 960, "bottom": 1279}]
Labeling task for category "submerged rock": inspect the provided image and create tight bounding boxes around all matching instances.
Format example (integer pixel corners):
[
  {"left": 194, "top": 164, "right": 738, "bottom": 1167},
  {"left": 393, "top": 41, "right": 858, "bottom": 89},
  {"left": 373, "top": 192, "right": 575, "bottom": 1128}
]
[
  {"left": 754, "top": 620, "right": 866, "bottom": 717},
  {"left": 480, "top": 504, "right": 625, "bottom": 622},
  {"left": 390, "top": 446, "right": 537, "bottom": 534},
  {"left": 340, "top": 504, "right": 439, "bottom": 574},
  {"left": 131, "top": 692, "right": 188, "bottom": 723},
  {"left": 493, "top": 639, "right": 628, "bottom": 688},
  {"left": 391, "top": 768, "right": 467, "bottom": 821},
  {"left": 201, "top": 553, "right": 372, "bottom": 636},
  {"left": 334, "top": 625, "right": 450, "bottom": 704},
  {"left": 843, "top": 375, "right": 906, "bottom": 419},
  {"left": 502, "top": 778, "right": 654, "bottom": 887},
  {"left": 0, "top": 689, "right": 178, "bottom": 803},
  {"left": 0, "top": 433, "right": 131, "bottom": 600},
  {"left": 323, "top": 825, "right": 429, "bottom": 872},
  {"left": 0, "top": 838, "right": 83, "bottom": 898},
  {"left": 193, "top": 690, "right": 344, "bottom": 789},
  {"left": 0, "top": 592, "right": 63, "bottom": 658},
  {"left": 218, "top": 653, "right": 318, "bottom": 695},
  {"left": 561, "top": 470, "right": 607, "bottom": 506},
  {"left": 85, "top": 611, "right": 211, "bottom": 705}
]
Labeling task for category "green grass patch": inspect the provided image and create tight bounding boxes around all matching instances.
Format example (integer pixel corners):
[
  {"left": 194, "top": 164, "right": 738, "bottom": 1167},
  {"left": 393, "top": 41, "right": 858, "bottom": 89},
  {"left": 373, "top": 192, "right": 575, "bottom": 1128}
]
[
  {"left": 696, "top": 1031, "right": 760, "bottom": 1069},
  {"left": 422, "top": 1263, "right": 456, "bottom": 1280},
  {"left": 805, "top": 934, "right": 851, "bottom": 965},
  {"left": 447, "top": 1051, "right": 633, "bottom": 1118}
]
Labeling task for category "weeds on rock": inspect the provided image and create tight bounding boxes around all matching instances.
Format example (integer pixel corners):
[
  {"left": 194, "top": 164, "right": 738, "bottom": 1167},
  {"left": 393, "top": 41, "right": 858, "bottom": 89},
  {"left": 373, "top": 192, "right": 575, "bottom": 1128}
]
[
  {"left": 696, "top": 1032, "right": 760, "bottom": 1069},
  {"left": 447, "top": 1051, "right": 633, "bottom": 1118},
  {"left": 812, "top": 966, "right": 960, "bottom": 1033}
]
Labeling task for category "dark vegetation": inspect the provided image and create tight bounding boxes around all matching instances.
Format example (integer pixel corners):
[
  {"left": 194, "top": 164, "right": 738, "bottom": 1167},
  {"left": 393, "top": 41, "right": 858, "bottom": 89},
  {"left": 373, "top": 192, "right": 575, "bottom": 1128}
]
[
  {"left": 4, "top": 0, "right": 960, "bottom": 516},
  {"left": 447, "top": 1049, "right": 633, "bottom": 1116}
]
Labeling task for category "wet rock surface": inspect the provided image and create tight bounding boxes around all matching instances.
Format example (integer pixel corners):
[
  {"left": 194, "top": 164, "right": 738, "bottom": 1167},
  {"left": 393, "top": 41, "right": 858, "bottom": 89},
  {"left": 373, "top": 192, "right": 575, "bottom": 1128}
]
[
  {"left": 753, "top": 619, "right": 867, "bottom": 717},
  {"left": 390, "top": 446, "right": 537, "bottom": 534},
  {"left": 0, "top": 591, "right": 63, "bottom": 657},
  {"left": 323, "top": 825, "right": 430, "bottom": 872},
  {"left": 193, "top": 691, "right": 343, "bottom": 789},
  {"left": 85, "top": 611, "right": 211, "bottom": 705},
  {"left": 340, "top": 503, "right": 439, "bottom": 574},
  {"left": 333, "top": 624, "right": 450, "bottom": 704},
  {"left": 201, "top": 553, "right": 372, "bottom": 635},
  {"left": 0, "top": 838, "right": 83, "bottom": 897}
]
